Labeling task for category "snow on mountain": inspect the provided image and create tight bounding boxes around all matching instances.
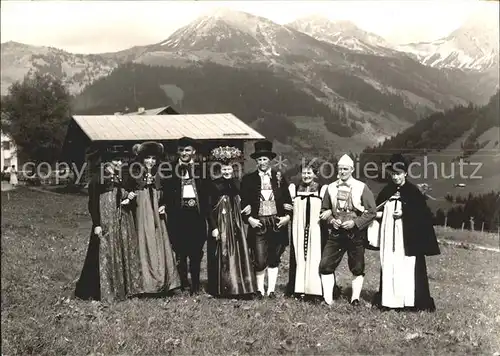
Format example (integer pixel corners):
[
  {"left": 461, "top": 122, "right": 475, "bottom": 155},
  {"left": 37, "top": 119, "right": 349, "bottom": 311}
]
[
  {"left": 107, "top": 10, "right": 495, "bottom": 128},
  {"left": 1, "top": 41, "right": 118, "bottom": 95},
  {"left": 397, "top": 12, "right": 499, "bottom": 71},
  {"left": 153, "top": 8, "right": 336, "bottom": 61},
  {"left": 288, "top": 16, "right": 394, "bottom": 56}
]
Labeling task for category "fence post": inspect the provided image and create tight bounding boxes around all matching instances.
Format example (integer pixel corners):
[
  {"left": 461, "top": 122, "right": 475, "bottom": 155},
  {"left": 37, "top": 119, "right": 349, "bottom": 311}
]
[
  {"left": 444, "top": 216, "right": 448, "bottom": 228},
  {"left": 461, "top": 222, "right": 465, "bottom": 231},
  {"left": 481, "top": 222, "right": 484, "bottom": 233}
]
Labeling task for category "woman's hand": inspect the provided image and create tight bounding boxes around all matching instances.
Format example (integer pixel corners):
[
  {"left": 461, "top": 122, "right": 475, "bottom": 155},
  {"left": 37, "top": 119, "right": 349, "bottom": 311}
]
[
  {"left": 320, "top": 210, "right": 332, "bottom": 220},
  {"left": 94, "top": 226, "right": 103, "bottom": 236},
  {"left": 212, "top": 228, "right": 220, "bottom": 240},
  {"left": 393, "top": 210, "right": 403, "bottom": 219},
  {"left": 376, "top": 211, "right": 383, "bottom": 219},
  {"left": 277, "top": 215, "right": 291, "bottom": 228},
  {"left": 159, "top": 205, "right": 166, "bottom": 215},
  {"left": 284, "top": 203, "right": 293, "bottom": 212},
  {"left": 241, "top": 205, "right": 251, "bottom": 215},
  {"left": 120, "top": 198, "right": 130, "bottom": 206},
  {"left": 127, "top": 192, "right": 136, "bottom": 200}
]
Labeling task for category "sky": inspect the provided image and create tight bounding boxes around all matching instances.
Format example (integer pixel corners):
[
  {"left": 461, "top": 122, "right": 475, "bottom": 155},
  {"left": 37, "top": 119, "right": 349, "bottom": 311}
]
[{"left": 1, "top": 0, "right": 498, "bottom": 54}]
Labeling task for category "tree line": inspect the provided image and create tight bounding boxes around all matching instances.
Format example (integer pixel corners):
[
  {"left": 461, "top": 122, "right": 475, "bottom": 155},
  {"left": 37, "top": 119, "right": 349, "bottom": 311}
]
[
  {"left": 356, "top": 90, "right": 500, "bottom": 181},
  {"left": 73, "top": 62, "right": 356, "bottom": 143},
  {"left": 435, "top": 191, "right": 500, "bottom": 232}
]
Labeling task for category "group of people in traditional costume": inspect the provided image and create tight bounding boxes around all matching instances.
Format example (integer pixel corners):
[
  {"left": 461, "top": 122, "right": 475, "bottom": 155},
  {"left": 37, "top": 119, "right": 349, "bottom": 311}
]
[{"left": 75, "top": 137, "right": 440, "bottom": 312}]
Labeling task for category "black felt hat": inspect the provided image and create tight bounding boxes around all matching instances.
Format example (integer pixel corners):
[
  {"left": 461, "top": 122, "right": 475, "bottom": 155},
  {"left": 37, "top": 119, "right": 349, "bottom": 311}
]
[
  {"left": 250, "top": 139, "right": 277, "bottom": 159},
  {"left": 133, "top": 141, "right": 164, "bottom": 159},
  {"left": 386, "top": 153, "right": 410, "bottom": 173},
  {"left": 177, "top": 136, "right": 199, "bottom": 149}
]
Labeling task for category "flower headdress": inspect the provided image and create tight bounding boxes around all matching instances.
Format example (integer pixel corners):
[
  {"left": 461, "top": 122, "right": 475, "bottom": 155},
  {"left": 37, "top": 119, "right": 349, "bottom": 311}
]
[{"left": 210, "top": 146, "right": 243, "bottom": 165}]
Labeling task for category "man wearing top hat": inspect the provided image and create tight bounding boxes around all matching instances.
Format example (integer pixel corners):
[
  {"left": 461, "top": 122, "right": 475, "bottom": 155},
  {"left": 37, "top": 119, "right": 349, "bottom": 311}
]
[
  {"left": 319, "top": 154, "right": 377, "bottom": 306},
  {"left": 240, "top": 139, "right": 293, "bottom": 298},
  {"left": 160, "top": 136, "right": 209, "bottom": 295}
]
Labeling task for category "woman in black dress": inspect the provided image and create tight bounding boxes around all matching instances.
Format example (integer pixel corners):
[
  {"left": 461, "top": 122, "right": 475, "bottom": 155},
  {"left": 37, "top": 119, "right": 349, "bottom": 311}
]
[
  {"left": 206, "top": 146, "right": 257, "bottom": 298},
  {"left": 74, "top": 148, "right": 141, "bottom": 302}
]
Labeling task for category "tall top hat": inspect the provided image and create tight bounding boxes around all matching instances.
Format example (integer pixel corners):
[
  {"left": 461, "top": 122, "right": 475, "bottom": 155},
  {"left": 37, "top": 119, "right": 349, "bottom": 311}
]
[
  {"left": 250, "top": 139, "right": 277, "bottom": 159},
  {"left": 386, "top": 153, "right": 410, "bottom": 173},
  {"left": 133, "top": 141, "right": 164, "bottom": 159}
]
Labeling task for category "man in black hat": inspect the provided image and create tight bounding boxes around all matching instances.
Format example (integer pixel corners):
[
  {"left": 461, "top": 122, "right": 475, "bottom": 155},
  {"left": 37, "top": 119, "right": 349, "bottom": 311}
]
[
  {"left": 240, "top": 139, "right": 292, "bottom": 298},
  {"left": 160, "top": 136, "right": 209, "bottom": 295}
]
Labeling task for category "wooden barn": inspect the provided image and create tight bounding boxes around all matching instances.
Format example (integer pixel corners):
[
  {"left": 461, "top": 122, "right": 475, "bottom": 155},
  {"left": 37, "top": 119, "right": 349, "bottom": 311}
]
[{"left": 61, "top": 111, "right": 265, "bottom": 179}]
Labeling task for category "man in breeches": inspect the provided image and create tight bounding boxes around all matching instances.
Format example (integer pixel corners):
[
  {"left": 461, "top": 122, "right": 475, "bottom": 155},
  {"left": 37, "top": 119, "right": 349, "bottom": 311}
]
[
  {"left": 319, "top": 154, "right": 376, "bottom": 306},
  {"left": 241, "top": 140, "right": 292, "bottom": 299}
]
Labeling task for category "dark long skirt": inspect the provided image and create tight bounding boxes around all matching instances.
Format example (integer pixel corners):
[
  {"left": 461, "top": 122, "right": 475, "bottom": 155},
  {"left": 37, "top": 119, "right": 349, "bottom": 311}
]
[
  {"left": 75, "top": 189, "right": 142, "bottom": 302},
  {"left": 134, "top": 188, "right": 181, "bottom": 294},
  {"left": 74, "top": 231, "right": 101, "bottom": 300},
  {"left": 207, "top": 195, "right": 257, "bottom": 297},
  {"left": 372, "top": 255, "right": 436, "bottom": 312}
]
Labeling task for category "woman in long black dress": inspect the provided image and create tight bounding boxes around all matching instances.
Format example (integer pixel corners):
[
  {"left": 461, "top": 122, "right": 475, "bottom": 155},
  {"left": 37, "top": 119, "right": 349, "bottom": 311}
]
[
  {"left": 127, "top": 141, "right": 181, "bottom": 295},
  {"left": 371, "top": 153, "right": 440, "bottom": 312},
  {"left": 75, "top": 148, "right": 141, "bottom": 302},
  {"left": 206, "top": 146, "right": 257, "bottom": 298}
]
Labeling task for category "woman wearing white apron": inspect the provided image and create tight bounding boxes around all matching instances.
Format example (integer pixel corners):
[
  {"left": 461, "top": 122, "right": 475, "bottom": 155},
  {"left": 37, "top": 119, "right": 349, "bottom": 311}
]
[
  {"left": 371, "top": 153, "right": 440, "bottom": 312},
  {"left": 286, "top": 162, "right": 328, "bottom": 300}
]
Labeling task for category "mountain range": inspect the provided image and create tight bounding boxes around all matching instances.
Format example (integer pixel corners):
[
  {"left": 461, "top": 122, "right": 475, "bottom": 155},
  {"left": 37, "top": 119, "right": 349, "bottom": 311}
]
[{"left": 1, "top": 8, "right": 499, "bottom": 155}]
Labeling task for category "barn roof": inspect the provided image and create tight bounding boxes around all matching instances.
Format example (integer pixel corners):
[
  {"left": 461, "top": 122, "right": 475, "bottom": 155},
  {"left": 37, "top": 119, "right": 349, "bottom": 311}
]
[
  {"left": 71, "top": 113, "right": 264, "bottom": 141},
  {"left": 127, "top": 106, "right": 179, "bottom": 115}
]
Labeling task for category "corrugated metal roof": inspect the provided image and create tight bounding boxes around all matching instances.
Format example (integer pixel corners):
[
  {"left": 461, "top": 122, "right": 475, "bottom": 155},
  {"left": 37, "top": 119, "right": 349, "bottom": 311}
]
[{"left": 72, "top": 113, "right": 265, "bottom": 141}]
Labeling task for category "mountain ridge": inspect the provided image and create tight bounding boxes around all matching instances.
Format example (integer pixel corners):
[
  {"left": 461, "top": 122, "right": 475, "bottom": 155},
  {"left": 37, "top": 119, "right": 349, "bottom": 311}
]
[{"left": 2, "top": 9, "right": 498, "bottom": 154}]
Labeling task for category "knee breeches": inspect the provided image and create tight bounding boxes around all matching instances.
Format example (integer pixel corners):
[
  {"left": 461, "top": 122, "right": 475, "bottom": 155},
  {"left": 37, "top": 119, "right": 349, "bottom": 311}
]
[{"left": 319, "top": 230, "right": 365, "bottom": 276}]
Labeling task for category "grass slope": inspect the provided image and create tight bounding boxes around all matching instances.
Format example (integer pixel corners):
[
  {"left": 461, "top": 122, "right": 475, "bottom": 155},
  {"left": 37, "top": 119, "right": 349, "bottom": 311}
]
[{"left": 2, "top": 188, "right": 500, "bottom": 355}]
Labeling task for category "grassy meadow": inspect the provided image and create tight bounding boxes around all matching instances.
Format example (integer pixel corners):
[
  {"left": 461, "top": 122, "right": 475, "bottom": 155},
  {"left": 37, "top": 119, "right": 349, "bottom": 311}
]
[{"left": 2, "top": 187, "right": 499, "bottom": 355}]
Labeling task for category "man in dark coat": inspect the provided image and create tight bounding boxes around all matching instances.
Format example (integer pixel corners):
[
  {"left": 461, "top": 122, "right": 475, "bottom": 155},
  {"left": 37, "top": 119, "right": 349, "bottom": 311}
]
[
  {"left": 371, "top": 153, "right": 440, "bottom": 311},
  {"left": 160, "top": 137, "right": 209, "bottom": 295},
  {"left": 240, "top": 140, "right": 292, "bottom": 298}
]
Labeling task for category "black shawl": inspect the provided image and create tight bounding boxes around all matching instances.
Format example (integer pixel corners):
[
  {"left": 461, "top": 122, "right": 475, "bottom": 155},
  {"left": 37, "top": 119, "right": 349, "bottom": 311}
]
[{"left": 376, "top": 180, "right": 440, "bottom": 256}]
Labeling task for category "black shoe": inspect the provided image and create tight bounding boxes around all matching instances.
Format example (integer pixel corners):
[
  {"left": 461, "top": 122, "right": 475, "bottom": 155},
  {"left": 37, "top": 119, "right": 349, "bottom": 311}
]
[
  {"left": 351, "top": 299, "right": 360, "bottom": 306},
  {"left": 190, "top": 285, "right": 201, "bottom": 296},
  {"left": 268, "top": 292, "right": 277, "bottom": 299},
  {"left": 256, "top": 291, "right": 264, "bottom": 299},
  {"left": 180, "top": 278, "right": 190, "bottom": 291}
]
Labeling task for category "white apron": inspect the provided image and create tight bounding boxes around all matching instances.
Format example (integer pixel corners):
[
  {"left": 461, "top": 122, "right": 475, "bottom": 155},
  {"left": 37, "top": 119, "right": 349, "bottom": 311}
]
[
  {"left": 289, "top": 184, "right": 327, "bottom": 296},
  {"left": 379, "top": 198, "right": 416, "bottom": 308}
]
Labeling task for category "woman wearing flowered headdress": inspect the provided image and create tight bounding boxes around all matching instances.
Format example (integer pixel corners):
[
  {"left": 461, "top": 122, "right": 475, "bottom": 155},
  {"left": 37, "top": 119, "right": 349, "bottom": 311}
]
[{"left": 206, "top": 146, "right": 257, "bottom": 298}]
